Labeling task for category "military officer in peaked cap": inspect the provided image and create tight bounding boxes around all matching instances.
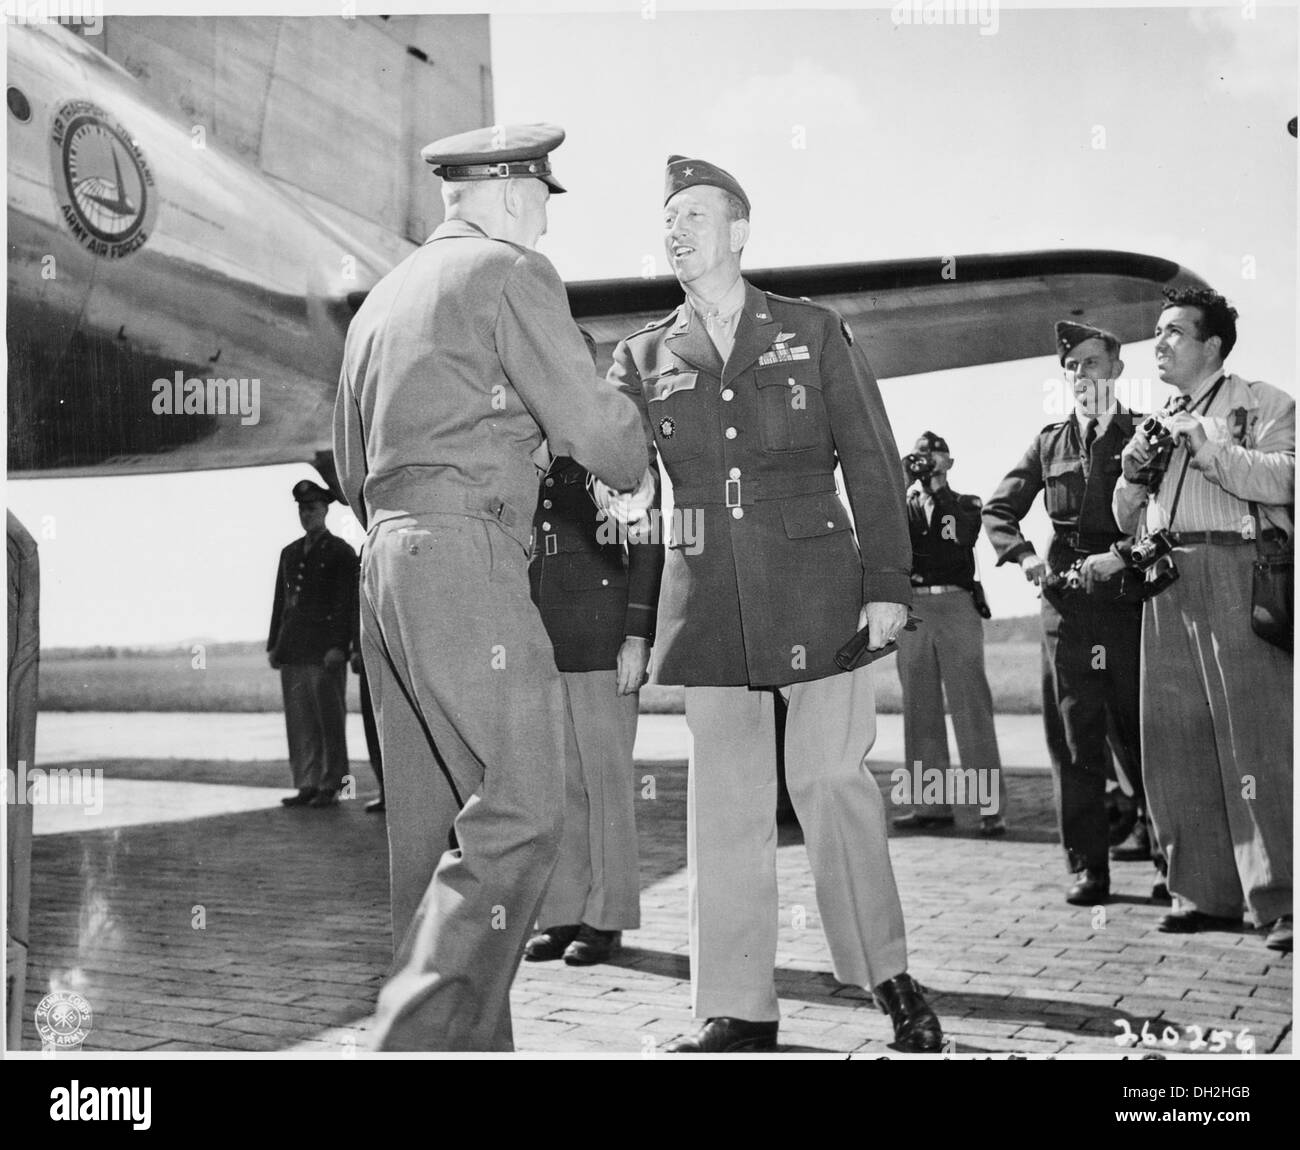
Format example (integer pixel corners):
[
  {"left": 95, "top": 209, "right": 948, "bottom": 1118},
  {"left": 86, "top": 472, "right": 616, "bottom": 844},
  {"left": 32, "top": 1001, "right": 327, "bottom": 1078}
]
[
  {"left": 334, "top": 123, "right": 648, "bottom": 1051},
  {"left": 601, "top": 155, "right": 943, "bottom": 1053},
  {"left": 267, "top": 480, "right": 358, "bottom": 809},
  {"left": 983, "top": 321, "right": 1156, "bottom": 906}
]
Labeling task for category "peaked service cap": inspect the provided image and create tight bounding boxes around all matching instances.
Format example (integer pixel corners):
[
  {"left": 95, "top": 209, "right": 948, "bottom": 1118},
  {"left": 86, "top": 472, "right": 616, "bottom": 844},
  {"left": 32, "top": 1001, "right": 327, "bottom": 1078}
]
[{"left": 421, "top": 123, "right": 567, "bottom": 194}]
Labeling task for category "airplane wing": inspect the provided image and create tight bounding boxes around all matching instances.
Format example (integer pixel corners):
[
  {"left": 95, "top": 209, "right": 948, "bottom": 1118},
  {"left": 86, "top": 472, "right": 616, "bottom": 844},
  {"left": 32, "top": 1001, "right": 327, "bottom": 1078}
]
[{"left": 569, "top": 249, "right": 1207, "bottom": 378}]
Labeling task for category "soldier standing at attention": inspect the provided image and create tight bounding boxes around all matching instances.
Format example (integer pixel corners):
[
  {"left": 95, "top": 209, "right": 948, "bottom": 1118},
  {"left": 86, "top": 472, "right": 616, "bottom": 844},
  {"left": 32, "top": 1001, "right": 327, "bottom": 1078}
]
[
  {"left": 522, "top": 337, "right": 665, "bottom": 964},
  {"left": 603, "top": 156, "right": 942, "bottom": 1054},
  {"left": 891, "top": 431, "right": 1006, "bottom": 836},
  {"left": 983, "top": 322, "right": 1155, "bottom": 906},
  {"left": 267, "top": 480, "right": 357, "bottom": 809},
  {"left": 334, "top": 124, "right": 647, "bottom": 1051}
]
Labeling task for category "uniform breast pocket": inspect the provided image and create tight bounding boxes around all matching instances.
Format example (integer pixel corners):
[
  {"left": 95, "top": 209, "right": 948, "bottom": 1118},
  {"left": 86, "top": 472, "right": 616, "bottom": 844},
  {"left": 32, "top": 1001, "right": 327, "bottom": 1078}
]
[
  {"left": 646, "top": 370, "right": 704, "bottom": 463},
  {"left": 756, "top": 367, "right": 824, "bottom": 453},
  {"left": 1044, "top": 459, "right": 1085, "bottom": 518}
]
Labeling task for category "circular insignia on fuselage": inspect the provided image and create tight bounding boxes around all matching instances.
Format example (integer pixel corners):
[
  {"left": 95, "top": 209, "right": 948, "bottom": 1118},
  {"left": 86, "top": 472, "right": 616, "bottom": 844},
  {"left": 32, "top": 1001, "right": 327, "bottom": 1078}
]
[
  {"left": 49, "top": 99, "right": 157, "bottom": 258},
  {"left": 658, "top": 417, "right": 676, "bottom": 439}
]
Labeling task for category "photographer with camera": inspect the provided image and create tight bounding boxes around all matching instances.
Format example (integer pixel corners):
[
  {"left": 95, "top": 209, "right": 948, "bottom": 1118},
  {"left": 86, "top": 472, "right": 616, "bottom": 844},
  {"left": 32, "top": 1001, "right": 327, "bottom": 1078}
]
[
  {"left": 1112, "top": 287, "right": 1292, "bottom": 953},
  {"left": 984, "top": 322, "right": 1157, "bottom": 907},
  {"left": 892, "top": 432, "right": 1006, "bottom": 836}
]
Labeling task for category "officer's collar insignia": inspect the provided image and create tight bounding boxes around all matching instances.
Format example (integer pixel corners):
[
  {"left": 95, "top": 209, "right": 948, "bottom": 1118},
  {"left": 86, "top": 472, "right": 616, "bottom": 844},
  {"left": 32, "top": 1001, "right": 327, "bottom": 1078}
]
[
  {"left": 755, "top": 311, "right": 769, "bottom": 320},
  {"left": 658, "top": 416, "right": 676, "bottom": 439}
]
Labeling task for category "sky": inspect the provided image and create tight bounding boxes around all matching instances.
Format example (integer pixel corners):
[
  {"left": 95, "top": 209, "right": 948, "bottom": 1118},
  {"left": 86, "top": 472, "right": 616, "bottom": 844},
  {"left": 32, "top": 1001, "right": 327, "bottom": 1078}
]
[{"left": 5, "top": 1, "right": 1298, "bottom": 647}]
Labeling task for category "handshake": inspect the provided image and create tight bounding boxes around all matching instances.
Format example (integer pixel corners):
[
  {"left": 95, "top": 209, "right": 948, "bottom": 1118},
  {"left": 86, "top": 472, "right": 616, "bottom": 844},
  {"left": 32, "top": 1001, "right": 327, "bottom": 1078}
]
[{"left": 589, "top": 467, "right": 657, "bottom": 526}]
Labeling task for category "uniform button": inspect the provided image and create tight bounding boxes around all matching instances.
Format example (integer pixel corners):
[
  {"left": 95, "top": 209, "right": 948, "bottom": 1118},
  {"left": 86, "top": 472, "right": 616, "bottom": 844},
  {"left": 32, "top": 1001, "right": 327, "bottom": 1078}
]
[
  {"left": 542, "top": 522, "right": 551, "bottom": 531},
  {"left": 721, "top": 389, "right": 734, "bottom": 401},
  {"left": 545, "top": 478, "right": 554, "bottom": 487},
  {"left": 724, "top": 427, "right": 737, "bottom": 439},
  {"left": 827, "top": 521, "right": 835, "bottom": 528},
  {"left": 729, "top": 467, "right": 741, "bottom": 479},
  {"left": 601, "top": 579, "right": 609, "bottom": 586},
  {"left": 542, "top": 499, "right": 552, "bottom": 509},
  {"left": 732, "top": 507, "right": 744, "bottom": 519}
]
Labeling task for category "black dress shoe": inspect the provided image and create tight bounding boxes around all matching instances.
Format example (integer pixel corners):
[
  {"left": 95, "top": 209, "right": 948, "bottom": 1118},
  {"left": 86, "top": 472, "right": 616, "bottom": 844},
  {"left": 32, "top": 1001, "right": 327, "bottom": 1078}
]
[
  {"left": 979, "top": 815, "right": 1007, "bottom": 837},
  {"left": 308, "top": 789, "right": 339, "bottom": 808},
  {"left": 892, "top": 812, "right": 955, "bottom": 830},
  {"left": 1151, "top": 879, "right": 1171, "bottom": 903},
  {"left": 1066, "top": 868, "right": 1110, "bottom": 906},
  {"left": 873, "top": 973, "right": 943, "bottom": 1052},
  {"left": 523, "top": 924, "right": 580, "bottom": 962},
  {"left": 1159, "top": 910, "right": 1243, "bottom": 934},
  {"left": 281, "top": 788, "right": 316, "bottom": 807},
  {"left": 1110, "top": 821, "right": 1152, "bottom": 862},
  {"left": 664, "top": 1017, "right": 778, "bottom": 1053},
  {"left": 1264, "top": 915, "right": 1293, "bottom": 953},
  {"left": 365, "top": 798, "right": 386, "bottom": 814},
  {"left": 563, "top": 925, "right": 621, "bottom": 966}
]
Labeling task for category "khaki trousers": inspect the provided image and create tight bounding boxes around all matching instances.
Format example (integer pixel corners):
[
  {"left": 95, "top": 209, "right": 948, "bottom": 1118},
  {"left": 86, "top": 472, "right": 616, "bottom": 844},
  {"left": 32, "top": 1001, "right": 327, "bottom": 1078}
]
[
  {"left": 684, "top": 665, "right": 908, "bottom": 1021},
  {"left": 895, "top": 589, "right": 1005, "bottom": 818},
  {"left": 280, "top": 661, "right": 348, "bottom": 794},
  {"left": 538, "top": 671, "right": 641, "bottom": 931},
  {"left": 364, "top": 513, "right": 566, "bottom": 1051},
  {"left": 1142, "top": 542, "right": 1292, "bottom": 925}
]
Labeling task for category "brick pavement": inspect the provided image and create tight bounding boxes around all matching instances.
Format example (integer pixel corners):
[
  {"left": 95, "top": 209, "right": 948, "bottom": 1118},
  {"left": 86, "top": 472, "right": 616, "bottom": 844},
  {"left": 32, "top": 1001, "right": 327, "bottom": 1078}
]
[{"left": 18, "top": 756, "right": 1291, "bottom": 1057}]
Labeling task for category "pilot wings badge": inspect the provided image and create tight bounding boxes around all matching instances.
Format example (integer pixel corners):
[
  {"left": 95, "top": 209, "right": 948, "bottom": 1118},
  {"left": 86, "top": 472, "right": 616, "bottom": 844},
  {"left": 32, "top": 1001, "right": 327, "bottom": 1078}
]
[{"left": 758, "top": 331, "right": 811, "bottom": 367}]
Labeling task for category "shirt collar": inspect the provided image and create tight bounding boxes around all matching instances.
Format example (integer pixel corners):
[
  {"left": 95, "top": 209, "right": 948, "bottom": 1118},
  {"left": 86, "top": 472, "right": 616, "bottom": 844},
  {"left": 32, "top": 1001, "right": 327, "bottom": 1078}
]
[
  {"left": 1187, "top": 366, "right": 1227, "bottom": 406},
  {"left": 684, "top": 277, "right": 746, "bottom": 326}
]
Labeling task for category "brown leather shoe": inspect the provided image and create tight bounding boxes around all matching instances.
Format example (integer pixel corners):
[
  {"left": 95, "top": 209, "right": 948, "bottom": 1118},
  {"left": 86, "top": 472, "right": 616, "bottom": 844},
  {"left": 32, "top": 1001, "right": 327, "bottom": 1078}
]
[
  {"left": 873, "top": 973, "right": 943, "bottom": 1053},
  {"left": 563, "top": 925, "right": 621, "bottom": 966},
  {"left": 664, "top": 1017, "right": 778, "bottom": 1053},
  {"left": 523, "top": 925, "right": 580, "bottom": 962}
]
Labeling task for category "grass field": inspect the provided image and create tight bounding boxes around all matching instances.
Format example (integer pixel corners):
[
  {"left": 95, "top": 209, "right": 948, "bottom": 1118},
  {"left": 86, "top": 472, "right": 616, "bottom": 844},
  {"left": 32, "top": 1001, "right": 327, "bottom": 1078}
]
[{"left": 37, "top": 634, "right": 1043, "bottom": 714}]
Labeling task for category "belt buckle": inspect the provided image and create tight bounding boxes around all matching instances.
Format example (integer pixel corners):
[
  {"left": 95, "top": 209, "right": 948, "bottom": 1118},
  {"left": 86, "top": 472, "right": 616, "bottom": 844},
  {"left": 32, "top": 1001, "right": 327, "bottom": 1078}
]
[
  {"left": 725, "top": 478, "right": 741, "bottom": 508},
  {"left": 544, "top": 534, "right": 558, "bottom": 557}
]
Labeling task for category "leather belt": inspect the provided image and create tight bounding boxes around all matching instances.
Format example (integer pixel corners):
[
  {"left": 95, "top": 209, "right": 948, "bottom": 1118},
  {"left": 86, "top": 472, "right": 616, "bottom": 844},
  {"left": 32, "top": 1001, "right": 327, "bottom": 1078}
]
[
  {"left": 914, "top": 584, "right": 964, "bottom": 595},
  {"left": 672, "top": 473, "right": 835, "bottom": 507},
  {"left": 1174, "top": 529, "right": 1281, "bottom": 546}
]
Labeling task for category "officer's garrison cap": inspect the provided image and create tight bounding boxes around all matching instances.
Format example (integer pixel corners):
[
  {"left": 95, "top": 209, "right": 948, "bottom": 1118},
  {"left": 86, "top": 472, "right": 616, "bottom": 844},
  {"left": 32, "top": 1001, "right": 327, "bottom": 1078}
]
[
  {"left": 422, "top": 123, "right": 567, "bottom": 194},
  {"left": 664, "top": 155, "right": 750, "bottom": 214},
  {"left": 291, "top": 480, "right": 334, "bottom": 505},
  {"left": 1054, "top": 320, "right": 1121, "bottom": 366}
]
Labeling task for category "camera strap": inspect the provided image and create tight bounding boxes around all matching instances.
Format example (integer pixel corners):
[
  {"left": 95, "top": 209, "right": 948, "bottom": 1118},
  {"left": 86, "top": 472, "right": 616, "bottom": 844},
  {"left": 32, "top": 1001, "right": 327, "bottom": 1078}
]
[{"left": 1163, "top": 376, "right": 1225, "bottom": 532}]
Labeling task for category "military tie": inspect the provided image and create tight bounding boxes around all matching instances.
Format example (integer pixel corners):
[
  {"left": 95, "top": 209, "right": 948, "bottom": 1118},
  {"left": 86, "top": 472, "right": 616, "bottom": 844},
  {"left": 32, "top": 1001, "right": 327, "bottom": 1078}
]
[{"left": 1082, "top": 418, "right": 1097, "bottom": 455}]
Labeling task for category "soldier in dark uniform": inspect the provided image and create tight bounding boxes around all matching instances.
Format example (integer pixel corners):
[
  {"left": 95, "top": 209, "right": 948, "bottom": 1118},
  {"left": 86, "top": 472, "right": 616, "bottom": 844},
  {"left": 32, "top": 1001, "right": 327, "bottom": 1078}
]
[
  {"left": 267, "top": 480, "right": 358, "bottom": 809},
  {"left": 522, "top": 432, "right": 665, "bottom": 965},
  {"left": 983, "top": 322, "right": 1155, "bottom": 905},
  {"left": 891, "top": 431, "right": 1006, "bottom": 836},
  {"left": 603, "top": 155, "right": 942, "bottom": 1054}
]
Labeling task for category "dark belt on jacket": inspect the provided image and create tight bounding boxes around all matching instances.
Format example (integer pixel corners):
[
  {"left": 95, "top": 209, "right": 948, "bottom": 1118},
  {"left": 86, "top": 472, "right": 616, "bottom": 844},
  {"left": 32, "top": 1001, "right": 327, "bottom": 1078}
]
[
  {"left": 1174, "top": 528, "right": 1283, "bottom": 546},
  {"left": 672, "top": 473, "right": 836, "bottom": 507},
  {"left": 1056, "top": 530, "right": 1123, "bottom": 553}
]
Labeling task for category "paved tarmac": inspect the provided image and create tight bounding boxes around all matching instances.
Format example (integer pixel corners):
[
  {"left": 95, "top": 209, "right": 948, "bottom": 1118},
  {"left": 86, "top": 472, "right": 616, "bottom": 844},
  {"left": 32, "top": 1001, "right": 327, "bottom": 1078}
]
[{"left": 16, "top": 712, "right": 1291, "bottom": 1058}]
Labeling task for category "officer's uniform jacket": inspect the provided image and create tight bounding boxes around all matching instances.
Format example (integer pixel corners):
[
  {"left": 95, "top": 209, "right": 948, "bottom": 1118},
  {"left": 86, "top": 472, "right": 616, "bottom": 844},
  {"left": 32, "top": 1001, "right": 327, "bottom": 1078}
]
[
  {"left": 267, "top": 530, "right": 358, "bottom": 664},
  {"left": 334, "top": 219, "right": 646, "bottom": 548},
  {"left": 610, "top": 281, "right": 911, "bottom": 688},
  {"left": 529, "top": 457, "right": 665, "bottom": 672},
  {"left": 983, "top": 407, "right": 1142, "bottom": 601}
]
